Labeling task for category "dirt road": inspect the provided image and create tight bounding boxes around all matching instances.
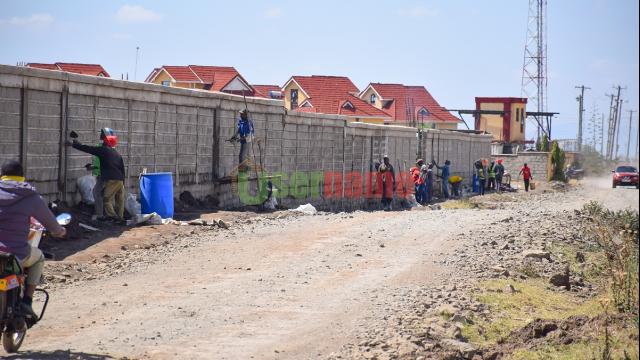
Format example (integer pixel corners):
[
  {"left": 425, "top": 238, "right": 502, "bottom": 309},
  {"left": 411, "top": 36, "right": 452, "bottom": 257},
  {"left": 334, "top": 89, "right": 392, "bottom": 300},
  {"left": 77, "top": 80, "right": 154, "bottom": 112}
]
[{"left": 8, "top": 179, "right": 638, "bottom": 359}]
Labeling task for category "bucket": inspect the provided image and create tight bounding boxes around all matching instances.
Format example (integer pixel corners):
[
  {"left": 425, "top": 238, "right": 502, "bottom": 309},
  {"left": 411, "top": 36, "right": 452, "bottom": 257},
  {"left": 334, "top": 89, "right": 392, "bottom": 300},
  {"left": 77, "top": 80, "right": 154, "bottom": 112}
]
[{"left": 139, "top": 172, "right": 174, "bottom": 219}]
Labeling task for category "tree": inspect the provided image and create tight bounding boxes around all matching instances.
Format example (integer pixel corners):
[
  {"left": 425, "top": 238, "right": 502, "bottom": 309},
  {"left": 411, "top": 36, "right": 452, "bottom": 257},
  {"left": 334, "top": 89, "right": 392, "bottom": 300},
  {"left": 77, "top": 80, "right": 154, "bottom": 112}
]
[
  {"left": 550, "top": 140, "right": 566, "bottom": 181},
  {"left": 537, "top": 134, "right": 550, "bottom": 152}
]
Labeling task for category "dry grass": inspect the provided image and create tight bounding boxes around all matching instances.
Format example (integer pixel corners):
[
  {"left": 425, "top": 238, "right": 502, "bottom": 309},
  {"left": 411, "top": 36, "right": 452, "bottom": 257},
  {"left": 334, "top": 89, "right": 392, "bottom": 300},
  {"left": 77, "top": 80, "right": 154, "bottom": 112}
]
[
  {"left": 508, "top": 336, "right": 639, "bottom": 360},
  {"left": 462, "top": 279, "right": 604, "bottom": 346},
  {"left": 441, "top": 198, "right": 479, "bottom": 210},
  {"left": 462, "top": 203, "right": 640, "bottom": 359}
]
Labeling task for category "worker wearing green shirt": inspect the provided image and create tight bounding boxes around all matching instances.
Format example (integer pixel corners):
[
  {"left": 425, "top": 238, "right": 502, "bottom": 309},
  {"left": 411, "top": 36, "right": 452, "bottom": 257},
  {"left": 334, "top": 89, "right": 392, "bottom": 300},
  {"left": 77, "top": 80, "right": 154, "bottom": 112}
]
[{"left": 92, "top": 141, "right": 105, "bottom": 220}]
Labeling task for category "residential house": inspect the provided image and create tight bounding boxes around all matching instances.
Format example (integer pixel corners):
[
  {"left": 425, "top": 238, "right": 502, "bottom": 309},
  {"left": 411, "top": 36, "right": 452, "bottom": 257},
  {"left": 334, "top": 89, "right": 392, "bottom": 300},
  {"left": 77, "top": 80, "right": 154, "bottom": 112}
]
[
  {"left": 358, "top": 83, "right": 460, "bottom": 129},
  {"left": 252, "top": 85, "right": 283, "bottom": 99},
  {"left": 282, "top": 75, "right": 390, "bottom": 124},
  {"left": 475, "top": 97, "right": 527, "bottom": 143},
  {"left": 26, "top": 62, "right": 110, "bottom": 77},
  {"left": 145, "top": 65, "right": 254, "bottom": 95}
]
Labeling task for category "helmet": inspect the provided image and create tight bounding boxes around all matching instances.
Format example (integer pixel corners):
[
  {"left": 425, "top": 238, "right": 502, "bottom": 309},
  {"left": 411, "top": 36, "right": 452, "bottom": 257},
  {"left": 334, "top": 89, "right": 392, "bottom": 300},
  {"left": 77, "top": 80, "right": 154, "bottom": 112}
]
[
  {"left": 100, "top": 128, "right": 117, "bottom": 147},
  {"left": 100, "top": 127, "right": 115, "bottom": 140},
  {"left": 104, "top": 135, "right": 118, "bottom": 147}
]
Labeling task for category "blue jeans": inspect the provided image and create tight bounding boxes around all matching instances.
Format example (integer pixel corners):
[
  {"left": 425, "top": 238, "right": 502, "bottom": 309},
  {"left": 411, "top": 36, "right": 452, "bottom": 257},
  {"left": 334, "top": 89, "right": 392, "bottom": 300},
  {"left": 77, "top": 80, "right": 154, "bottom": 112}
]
[
  {"left": 442, "top": 180, "right": 450, "bottom": 199},
  {"left": 239, "top": 141, "right": 248, "bottom": 165},
  {"left": 415, "top": 183, "right": 426, "bottom": 204}
]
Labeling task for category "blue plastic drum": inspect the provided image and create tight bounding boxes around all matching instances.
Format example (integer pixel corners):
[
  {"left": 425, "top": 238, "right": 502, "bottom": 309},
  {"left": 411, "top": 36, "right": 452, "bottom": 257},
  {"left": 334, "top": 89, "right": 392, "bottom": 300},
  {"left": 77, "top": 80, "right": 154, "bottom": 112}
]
[{"left": 139, "top": 172, "right": 174, "bottom": 218}]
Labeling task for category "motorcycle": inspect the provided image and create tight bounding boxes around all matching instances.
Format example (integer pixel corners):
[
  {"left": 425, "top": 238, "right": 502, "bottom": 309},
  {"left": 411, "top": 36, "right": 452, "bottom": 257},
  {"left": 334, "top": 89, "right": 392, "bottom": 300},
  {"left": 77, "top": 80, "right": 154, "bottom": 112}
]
[
  {"left": 565, "top": 167, "right": 584, "bottom": 180},
  {"left": 0, "top": 212, "right": 71, "bottom": 353}
]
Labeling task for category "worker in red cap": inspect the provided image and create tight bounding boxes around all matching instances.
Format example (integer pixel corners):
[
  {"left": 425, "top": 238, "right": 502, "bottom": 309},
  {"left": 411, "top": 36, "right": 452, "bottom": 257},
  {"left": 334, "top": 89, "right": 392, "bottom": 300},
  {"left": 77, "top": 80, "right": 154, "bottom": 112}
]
[{"left": 67, "top": 128, "right": 126, "bottom": 223}]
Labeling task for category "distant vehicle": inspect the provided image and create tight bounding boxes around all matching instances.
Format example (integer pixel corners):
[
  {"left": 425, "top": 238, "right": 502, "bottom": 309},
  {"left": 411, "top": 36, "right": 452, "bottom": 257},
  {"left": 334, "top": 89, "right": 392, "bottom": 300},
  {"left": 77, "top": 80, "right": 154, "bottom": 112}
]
[{"left": 612, "top": 165, "right": 639, "bottom": 189}]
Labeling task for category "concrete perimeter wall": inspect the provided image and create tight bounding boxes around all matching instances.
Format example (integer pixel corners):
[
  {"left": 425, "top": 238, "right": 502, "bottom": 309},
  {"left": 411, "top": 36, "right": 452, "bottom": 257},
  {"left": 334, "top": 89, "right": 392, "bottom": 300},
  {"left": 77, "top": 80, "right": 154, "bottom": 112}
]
[
  {"left": 419, "top": 130, "right": 489, "bottom": 184},
  {"left": 491, "top": 152, "right": 551, "bottom": 181},
  {"left": 0, "top": 65, "right": 491, "bottom": 210}
]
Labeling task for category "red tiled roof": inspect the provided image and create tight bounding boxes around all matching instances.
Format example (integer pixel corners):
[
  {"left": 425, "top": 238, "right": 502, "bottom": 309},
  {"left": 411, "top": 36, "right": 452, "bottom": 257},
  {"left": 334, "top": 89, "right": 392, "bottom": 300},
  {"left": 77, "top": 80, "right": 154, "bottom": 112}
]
[
  {"left": 56, "top": 63, "right": 110, "bottom": 77},
  {"left": 253, "top": 84, "right": 282, "bottom": 98},
  {"left": 144, "top": 67, "right": 161, "bottom": 82},
  {"left": 365, "top": 83, "right": 460, "bottom": 123},
  {"left": 26, "top": 62, "right": 110, "bottom": 77},
  {"left": 190, "top": 66, "right": 246, "bottom": 92},
  {"left": 160, "top": 66, "right": 201, "bottom": 82},
  {"left": 149, "top": 65, "right": 253, "bottom": 93},
  {"left": 26, "top": 63, "right": 58, "bottom": 70},
  {"left": 289, "top": 75, "right": 390, "bottom": 118}
]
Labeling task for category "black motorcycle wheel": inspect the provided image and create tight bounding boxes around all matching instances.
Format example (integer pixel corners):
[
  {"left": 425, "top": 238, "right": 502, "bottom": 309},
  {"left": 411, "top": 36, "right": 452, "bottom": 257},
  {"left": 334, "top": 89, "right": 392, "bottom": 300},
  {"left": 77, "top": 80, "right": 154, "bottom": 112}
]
[{"left": 2, "top": 325, "right": 26, "bottom": 353}]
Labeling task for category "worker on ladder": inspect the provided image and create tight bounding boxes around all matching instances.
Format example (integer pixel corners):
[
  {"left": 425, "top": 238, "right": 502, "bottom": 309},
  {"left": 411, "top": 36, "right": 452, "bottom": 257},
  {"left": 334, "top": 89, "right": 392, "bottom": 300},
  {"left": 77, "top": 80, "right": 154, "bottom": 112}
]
[{"left": 231, "top": 109, "right": 254, "bottom": 170}]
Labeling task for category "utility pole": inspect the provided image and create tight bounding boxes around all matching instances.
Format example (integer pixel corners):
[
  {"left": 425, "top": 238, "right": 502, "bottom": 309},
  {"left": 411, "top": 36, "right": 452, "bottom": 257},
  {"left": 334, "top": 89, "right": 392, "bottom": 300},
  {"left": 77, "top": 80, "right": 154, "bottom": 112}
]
[
  {"left": 134, "top": 46, "right": 140, "bottom": 82},
  {"left": 588, "top": 104, "right": 600, "bottom": 151},
  {"left": 636, "top": 120, "right": 639, "bottom": 161},
  {"left": 605, "top": 93, "right": 616, "bottom": 159},
  {"left": 626, "top": 110, "right": 635, "bottom": 161},
  {"left": 575, "top": 85, "right": 590, "bottom": 152},
  {"left": 614, "top": 97, "right": 624, "bottom": 159},
  {"left": 606, "top": 86, "right": 624, "bottom": 160},
  {"left": 600, "top": 113, "right": 605, "bottom": 155}
]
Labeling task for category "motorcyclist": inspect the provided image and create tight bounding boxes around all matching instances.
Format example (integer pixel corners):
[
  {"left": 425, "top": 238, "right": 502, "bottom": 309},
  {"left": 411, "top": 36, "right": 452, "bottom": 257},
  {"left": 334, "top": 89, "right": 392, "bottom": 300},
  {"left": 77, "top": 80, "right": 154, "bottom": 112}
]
[{"left": 0, "top": 160, "right": 66, "bottom": 318}]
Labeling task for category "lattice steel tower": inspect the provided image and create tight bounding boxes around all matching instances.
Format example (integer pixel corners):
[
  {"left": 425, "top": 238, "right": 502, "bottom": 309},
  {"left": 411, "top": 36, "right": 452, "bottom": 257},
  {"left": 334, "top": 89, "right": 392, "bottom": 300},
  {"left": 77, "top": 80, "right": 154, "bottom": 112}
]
[{"left": 521, "top": 0, "right": 548, "bottom": 139}]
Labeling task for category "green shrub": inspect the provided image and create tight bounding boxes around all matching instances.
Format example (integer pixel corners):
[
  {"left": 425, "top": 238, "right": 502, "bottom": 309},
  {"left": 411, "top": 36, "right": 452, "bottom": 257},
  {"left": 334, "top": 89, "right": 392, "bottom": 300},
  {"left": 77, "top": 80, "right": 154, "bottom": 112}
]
[{"left": 550, "top": 141, "right": 566, "bottom": 181}]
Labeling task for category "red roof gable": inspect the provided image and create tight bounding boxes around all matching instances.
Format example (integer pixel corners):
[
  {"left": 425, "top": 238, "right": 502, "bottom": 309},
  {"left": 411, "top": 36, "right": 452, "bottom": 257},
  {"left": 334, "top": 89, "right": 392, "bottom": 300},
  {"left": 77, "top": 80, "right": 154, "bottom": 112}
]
[
  {"left": 289, "top": 75, "right": 389, "bottom": 118},
  {"left": 189, "top": 65, "right": 243, "bottom": 91},
  {"left": 26, "top": 62, "right": 110, "bottom": 77},
  {"left": 149, "top": 65, "right": 253, "bottom": 93},
  {"left": 365, "top": 83, "right": 459, "bottom": 123},
  {"left": 253, "top": 85, "right": 282, "bottom": 98},
  {"left": 26, "top": 63, "right": 58, "bottom": 71},
  {"left": 160, "top": 66, "right": 201, "bottom": 82}
]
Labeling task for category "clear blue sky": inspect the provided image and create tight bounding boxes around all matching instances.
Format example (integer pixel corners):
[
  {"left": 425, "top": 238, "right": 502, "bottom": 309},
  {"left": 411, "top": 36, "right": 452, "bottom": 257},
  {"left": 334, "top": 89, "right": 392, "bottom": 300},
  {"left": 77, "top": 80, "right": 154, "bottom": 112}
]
[{"left": 1, "top": 1, "right": 638, "bottom": 153}]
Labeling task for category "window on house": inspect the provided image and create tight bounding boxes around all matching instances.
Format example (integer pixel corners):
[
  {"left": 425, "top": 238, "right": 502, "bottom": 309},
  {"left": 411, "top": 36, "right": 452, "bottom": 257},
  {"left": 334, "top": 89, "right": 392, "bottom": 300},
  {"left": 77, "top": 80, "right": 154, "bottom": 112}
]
[
  {"left": 370, "top": 94, "right": 377, "bottom": 104},
  {"left": 342, "top": 101, "right": 354, "bottom": 109},
  {"left": 515, "top": 108, "right": 520, "bottom": 122},
  {"left": 520, "top": 109, "right": 525, "bottom": 133},
  {"left": 161, "top": 80, "right": 170, "bottom": 86},
  {"left": 291, "top": 89, "right": 298, "bottom": 109}
]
